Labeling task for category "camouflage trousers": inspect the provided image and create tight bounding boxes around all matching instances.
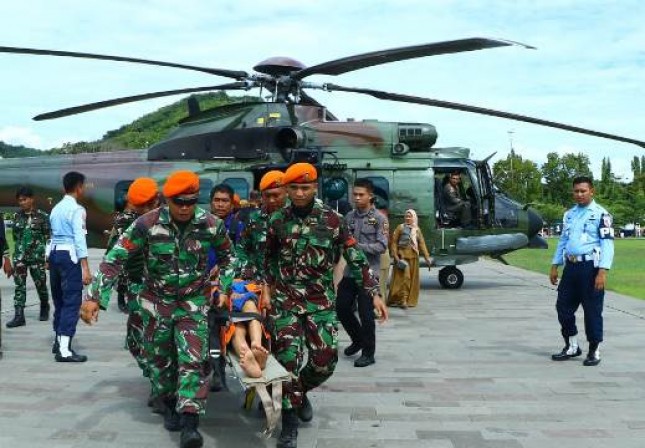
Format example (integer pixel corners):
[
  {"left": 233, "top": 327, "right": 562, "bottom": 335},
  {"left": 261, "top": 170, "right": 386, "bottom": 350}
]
[
  {"left": 272, "top": 306, "right": 338, "bottom": 410},
  {"left": 125, "top": 291, "right": 150, "bottom": 377},
  {"left": 142, "top": 299, "right": 211, "bottom": 415},
  {"left": 13, "top": 259, "right": 48, "bottom": 307}
]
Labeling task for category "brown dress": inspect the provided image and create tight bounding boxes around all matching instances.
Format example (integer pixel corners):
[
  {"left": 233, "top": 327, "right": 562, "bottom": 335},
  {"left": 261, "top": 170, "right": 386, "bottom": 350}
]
[{"left": 387, "top": 224, "right": 430, "bottom": 308}]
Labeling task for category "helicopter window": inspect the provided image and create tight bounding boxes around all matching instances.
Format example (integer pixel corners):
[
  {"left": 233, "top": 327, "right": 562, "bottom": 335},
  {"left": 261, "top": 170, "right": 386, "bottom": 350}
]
[
  {"left": 222, "top": 178, "right": 250, "bottom": 200},
  {"left": 114, "top": 180, "right": 134, "bottom": 213},
  {"left": 364, "top": 176, "right": 390, "bottom": 210},
  {"left": 198, "top": 179, "right": 213, "bottom": 204}
]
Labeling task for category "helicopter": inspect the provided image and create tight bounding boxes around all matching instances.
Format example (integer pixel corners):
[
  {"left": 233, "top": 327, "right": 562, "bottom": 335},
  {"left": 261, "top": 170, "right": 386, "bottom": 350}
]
[{"left": 1, "top": 37, "right": 643, "bottom": 289}]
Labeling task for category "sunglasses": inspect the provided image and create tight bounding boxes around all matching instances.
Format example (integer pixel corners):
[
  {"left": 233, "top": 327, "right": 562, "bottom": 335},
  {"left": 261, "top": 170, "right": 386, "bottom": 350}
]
[{"left": 170, "top": 195, "right": 199, "bottom": 206}]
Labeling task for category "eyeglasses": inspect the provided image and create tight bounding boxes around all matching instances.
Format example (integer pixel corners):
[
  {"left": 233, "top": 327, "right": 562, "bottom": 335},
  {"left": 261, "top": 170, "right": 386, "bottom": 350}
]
[{"left": 170, "top": 195, "right": 199, "bottom": 206}]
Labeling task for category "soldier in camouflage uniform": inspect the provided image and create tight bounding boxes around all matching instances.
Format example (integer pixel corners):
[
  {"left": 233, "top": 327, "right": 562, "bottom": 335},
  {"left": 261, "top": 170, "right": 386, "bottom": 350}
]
[
  {"left": 106, "top": 178, "right": 160, "bottom": 379},
  {"left": 235, "top": 170, "right": 287, "bottom": 281},
  {"left": 7, "top": 186, "right": 51, "bottom": 328},
  {"left": 82, "top": 170, "right": 232, "bottom": 448},
  {"left": 263, "top": 163, "right": 388, "bottom": 448},
  {"left": 106, "top": 207, "right": 137, "bottom": 313}
]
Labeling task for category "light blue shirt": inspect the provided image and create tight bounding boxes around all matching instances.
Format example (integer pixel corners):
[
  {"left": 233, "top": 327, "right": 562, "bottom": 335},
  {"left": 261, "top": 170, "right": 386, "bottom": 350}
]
[
  {"left": 50, "top": 195, "right": 88, "bottom": 261},
  {"left": 552, "top": 200, "right": 614, "bottom": 269}
]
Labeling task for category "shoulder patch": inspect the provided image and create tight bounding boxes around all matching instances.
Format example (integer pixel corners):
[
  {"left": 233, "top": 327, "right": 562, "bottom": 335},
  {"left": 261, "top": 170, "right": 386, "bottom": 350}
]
[{"left": 598, "top": 213, "right": 614, "bottom": 240}]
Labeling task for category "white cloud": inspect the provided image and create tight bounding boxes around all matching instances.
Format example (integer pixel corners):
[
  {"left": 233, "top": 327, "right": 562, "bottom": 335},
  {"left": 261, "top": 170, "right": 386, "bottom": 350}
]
[{"left": 0, "top": 126, "right": 45, "bottom": 149}]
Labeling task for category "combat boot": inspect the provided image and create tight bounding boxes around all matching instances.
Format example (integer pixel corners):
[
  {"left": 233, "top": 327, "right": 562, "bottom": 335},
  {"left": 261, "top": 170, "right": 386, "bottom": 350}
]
[
  {"left": 163, "top": 397, "right": 181, "bottom": 432},
  {"left": 179, "top": 413, "right": 203, "bottom": 448},
  {"left": 39, "top": 300, "right": 50, "bottom": 321},
  {"left": 277, "top": 409, "right": 299, "bottom": 448},
  {"left": 297, "top": 394, "right": 313, "bottom": 422},
  {"left": 6, "top": 306, "right": 26, "bottom": 328},
  {"left": 583, "top": 342, "right": 601, "bottom": 366},
  {"left": 55, "top": 335, "right": 88, "bottom": 362},
  {"left": 551, "top": 336, "right": 582, "bottom": 361}
]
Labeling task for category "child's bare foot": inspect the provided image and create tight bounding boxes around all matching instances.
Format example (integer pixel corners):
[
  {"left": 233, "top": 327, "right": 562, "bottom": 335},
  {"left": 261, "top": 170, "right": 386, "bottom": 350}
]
[
  {"left": 238, "top": 347, "right": 262, "bottom": 378},
  {"left": 251, "top": 343, "right": 269, "bottom": 370}
]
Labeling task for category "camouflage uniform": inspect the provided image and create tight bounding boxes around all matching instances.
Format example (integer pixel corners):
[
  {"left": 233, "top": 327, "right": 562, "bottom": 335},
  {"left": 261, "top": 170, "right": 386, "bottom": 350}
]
[
  {"left": 106, "top": 209, "right": 149, "bottom": 375},
  {"left": 88, "top": 205, "right": 233, "bottom": 415},
  {"left": 265, "top": 199, "right": 379, "bottom": 410},
  {"left": 12, "top": 209, "right": 50, "bottom": 307},
  {"left": 235, "top": 207, "right": 271, "bottom": 281}
]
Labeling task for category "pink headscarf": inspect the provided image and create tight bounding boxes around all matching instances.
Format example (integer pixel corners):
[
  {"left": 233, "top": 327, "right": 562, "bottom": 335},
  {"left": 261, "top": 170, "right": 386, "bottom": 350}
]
[{"left": 404, "top": 209, "right": 419, "bottom": 253}]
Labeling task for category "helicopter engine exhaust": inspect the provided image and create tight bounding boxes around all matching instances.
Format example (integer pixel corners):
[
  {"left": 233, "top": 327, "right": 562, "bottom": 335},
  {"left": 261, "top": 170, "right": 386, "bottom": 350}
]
[{"left": 275, "top": 127, "right": 307, "bottom": 151}]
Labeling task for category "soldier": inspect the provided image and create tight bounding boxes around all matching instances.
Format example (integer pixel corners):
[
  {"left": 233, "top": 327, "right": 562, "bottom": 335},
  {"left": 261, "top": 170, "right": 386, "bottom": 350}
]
[
  {"left": 5, "top": 186, "right": 51, "bottom": 327},
  {"left": 49, "top": 171, "right": 92, "bottom": 362},
  {"left": 336, "top": 179, "right": 388, "bottom": 368},
  {"left": 108, "top": 178, "right": 160, "bottom": 380},
  {"left": 236, "top": 170, "right": 287, "bottom": 281},
  {"left": 81, "top": 170, "right": 232, "bottom": 448},
  {"left": 263, "top": 162, "right": 388, "bottom": 448},
  {"left": 106, "top": 206, "right": 135, "bottom": 313},
  {"left": 550, "top": 176, "right": 614, "bottom": 367}
]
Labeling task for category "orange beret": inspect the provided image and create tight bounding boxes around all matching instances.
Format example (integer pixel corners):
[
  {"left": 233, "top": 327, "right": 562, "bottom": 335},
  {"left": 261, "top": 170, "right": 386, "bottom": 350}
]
[
  {"left": 127, "top": 177, "right": 159, "bottom": 206},
  {"left": 259, "top": 170, "right": 284, "bottom": 191},
  {"left": 283, "top": 163, "right": 318, "bottom": 184},
  {"left": 162, "top": 170, "right": 200, "bottom": 198},
  {"left": 233, "top": 193, "right": 241, "bottom": 207}
]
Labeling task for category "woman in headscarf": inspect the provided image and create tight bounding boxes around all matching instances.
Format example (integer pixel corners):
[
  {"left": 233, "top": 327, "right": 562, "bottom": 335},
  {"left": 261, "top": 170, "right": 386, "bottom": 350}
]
[{"left": 387, "top": 209, "right": 432, "bottom": 308}]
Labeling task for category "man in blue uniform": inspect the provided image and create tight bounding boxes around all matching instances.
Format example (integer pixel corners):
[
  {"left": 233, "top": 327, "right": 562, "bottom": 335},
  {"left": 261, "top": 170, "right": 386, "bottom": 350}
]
[
  {"left": 549, "top": 176, "right": 614, "bottom": 367},
  {"left": 49, "top": 171, "right": 92, "bottom": 362},
  {"left": 337, "top": 178, "right": 388, "bottom": 368}
]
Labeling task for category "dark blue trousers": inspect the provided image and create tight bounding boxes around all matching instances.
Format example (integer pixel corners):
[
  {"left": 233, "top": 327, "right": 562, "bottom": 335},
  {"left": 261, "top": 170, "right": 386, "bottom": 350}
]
[
  {"left": 49, "top": 250, "right": 82, "bottom": 337},
  {"left": 336, "top": 277, "right": 376, "bottom": 357},
  {"left": 556, "top": 261, "right": 604, "bottom": 343}
]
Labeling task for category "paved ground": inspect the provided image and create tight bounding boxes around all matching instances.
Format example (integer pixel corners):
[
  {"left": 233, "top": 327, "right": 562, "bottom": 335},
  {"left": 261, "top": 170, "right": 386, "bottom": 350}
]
[{"left": 2, "top": 249, "right": 645, "bottom": 448}]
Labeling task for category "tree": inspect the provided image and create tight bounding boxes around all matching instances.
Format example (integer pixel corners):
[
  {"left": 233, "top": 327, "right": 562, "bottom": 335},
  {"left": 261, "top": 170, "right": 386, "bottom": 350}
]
[
  {"left": 541, "top": 152, "right": 592, "bottom": 206},
  {"left": 492, "top": 149, "right": 542, "bottom": 204}
]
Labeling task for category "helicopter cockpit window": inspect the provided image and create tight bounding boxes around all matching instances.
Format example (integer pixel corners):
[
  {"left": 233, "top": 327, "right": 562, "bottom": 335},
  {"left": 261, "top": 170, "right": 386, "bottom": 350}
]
[
  {"left": 222, "top": 178, "right": 250, "bottom": 200},
  {"left": 114, "top": 180, "right": 134, "bottom": 213},
  {"left": 494, "top": 194, "right": 520, "bottom": 228},
  {"left": 198, "top": 179, "right": 213, "bottom": 205}
]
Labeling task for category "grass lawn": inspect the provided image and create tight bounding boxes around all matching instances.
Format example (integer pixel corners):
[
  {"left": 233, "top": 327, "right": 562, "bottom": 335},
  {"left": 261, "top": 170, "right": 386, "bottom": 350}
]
[{"left": 504, "top": 238, "right": 645, "bottom": 300}]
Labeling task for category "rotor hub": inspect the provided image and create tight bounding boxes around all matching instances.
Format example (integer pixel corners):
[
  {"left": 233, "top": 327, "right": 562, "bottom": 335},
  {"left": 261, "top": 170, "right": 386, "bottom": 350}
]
[{"left": 253, "top": 57, "right": 306, "bottom": 76}]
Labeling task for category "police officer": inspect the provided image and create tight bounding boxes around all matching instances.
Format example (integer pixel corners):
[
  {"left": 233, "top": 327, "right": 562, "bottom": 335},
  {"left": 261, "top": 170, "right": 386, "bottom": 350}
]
[
  {"left": 82, "top": 170, "right": 232, "bottom": 448},
  {"left": 550, "top": 176, "right": 614, "bottom": 367},
  {"left": 7, "top": 185, "right": 51, "bottom": 328},
  {"left": 263, "top": 163, "right": 388, "bottom": 448},
  {"left": 337, "top": 178, "right": 388, "bottom": 368},
  {"left": 49, "top": 171, "right": 92, "bottom": 362}
]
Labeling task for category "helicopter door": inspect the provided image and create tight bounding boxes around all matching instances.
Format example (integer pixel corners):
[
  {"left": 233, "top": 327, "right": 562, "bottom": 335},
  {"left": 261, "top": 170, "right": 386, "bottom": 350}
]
[{"left": 475, "top": 161, "right": 495, "bottom": 227}]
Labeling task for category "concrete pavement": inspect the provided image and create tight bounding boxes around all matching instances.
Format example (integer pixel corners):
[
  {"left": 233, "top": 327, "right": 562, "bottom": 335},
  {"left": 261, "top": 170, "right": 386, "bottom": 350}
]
[{"left": 1, "top": 249, "right": 645, "bottom": 447}]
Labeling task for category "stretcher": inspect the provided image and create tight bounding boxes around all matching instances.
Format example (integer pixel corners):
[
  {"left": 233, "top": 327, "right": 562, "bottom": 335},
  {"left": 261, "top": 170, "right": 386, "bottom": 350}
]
[{"left": 208, "top": 281, "right": 292, "bottom": 436}]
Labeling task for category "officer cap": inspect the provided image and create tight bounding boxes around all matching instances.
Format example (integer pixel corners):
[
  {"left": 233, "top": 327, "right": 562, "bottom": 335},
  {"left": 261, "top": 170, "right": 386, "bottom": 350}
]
[
  {"left": 283, "top": 163, "right": 318, "bottom": 184},
  {"left": 163, "top": 170, "right": 200, "bottom": 198},
  {"left": 259, "top": 170, "right": 284, "bottom": 191},
  {"left": 127, "top": 177, "right": 159, "bottom": 206}
]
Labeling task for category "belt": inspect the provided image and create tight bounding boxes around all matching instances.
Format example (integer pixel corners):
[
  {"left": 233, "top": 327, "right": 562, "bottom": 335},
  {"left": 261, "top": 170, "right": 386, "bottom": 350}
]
[
  {"left": 51, "top": 244, "right": 74, "bottom": 252},
  {"left": 566, "top": 254, "right": 593, "bottom": 263}
]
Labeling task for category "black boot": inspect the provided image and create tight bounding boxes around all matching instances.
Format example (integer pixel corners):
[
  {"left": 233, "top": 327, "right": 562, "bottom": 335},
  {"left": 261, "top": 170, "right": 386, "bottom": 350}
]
[
  {"left": 297, "top": 394, "right": 313, "bottom": 422},
  {"left": 551, "top": 336, "right": 582, "bottom": 361},
  {"left": 52, "top": 337, "right": 59, "bottom": 354},
  {"left": 180, "top": 413, "right": 203, "bottom": 448},
  {"left": 163, "top": 398, "right": 181, "bottom": 432},
  {"left": 277, "top": 409, "right": 299, "bottom": 448},
  {"left": 6, "top": 306, "right": 26, "bottom": 328},
  {"left": 55, "top": 336, "right": 88, "bottom": 362},
  {"left": 583, "top": 342, "right": 601, "bottom": 366},
  {"left": 117, "top": 292, "right": 127, "bottom": 313},
  {"left": 39, "top": 300, "right": 50, "bottom": 321}
]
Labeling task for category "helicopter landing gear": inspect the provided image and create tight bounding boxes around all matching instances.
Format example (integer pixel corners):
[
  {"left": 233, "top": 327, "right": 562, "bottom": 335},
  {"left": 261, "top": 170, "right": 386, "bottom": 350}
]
[{"left": 438, "top": 266, "right": 464, "bottom": 289}]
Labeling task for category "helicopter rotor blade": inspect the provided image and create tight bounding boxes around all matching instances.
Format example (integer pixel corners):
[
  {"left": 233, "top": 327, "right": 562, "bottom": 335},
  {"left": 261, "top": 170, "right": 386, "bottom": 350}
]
[
  {"left": 0, "top": 45, "right": 248, "bottom": 79},
  {"left": 293, "top": 37, "right": 534, "bottom": 80},
  {"left": 33, "top": 82, "right": 250, "bottom": 121},
  {"left": 324, "top": 83, "right": 645, "bottom": 148}
]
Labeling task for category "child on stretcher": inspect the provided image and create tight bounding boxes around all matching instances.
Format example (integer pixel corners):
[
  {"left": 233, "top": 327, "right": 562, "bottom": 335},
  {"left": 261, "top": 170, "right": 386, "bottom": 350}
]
[{"left": 224, "top": 280, "right": 269, "bottom": 378}]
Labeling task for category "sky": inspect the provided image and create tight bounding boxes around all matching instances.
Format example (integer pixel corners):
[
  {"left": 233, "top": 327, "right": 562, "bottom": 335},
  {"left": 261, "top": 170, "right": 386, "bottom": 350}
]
[{"left": 0, "top": 0, "right": 643, "bottom": 180}]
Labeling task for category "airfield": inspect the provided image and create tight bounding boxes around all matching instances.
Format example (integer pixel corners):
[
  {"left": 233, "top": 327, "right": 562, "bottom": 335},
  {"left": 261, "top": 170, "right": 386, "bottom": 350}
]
[{"left": 1, "top": 249, "right": 645, "bottom": 448}]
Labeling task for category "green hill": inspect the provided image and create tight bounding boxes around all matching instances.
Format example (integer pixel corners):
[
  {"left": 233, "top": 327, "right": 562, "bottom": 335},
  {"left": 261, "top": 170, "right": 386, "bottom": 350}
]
[{"left": 5, "top": 92, "right": 255, "bottom": 156}]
